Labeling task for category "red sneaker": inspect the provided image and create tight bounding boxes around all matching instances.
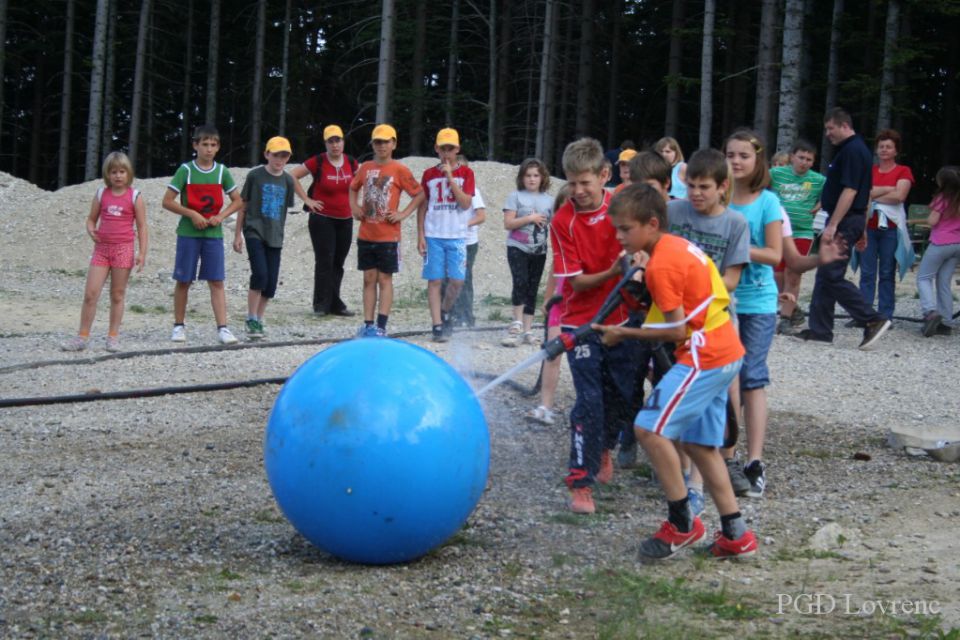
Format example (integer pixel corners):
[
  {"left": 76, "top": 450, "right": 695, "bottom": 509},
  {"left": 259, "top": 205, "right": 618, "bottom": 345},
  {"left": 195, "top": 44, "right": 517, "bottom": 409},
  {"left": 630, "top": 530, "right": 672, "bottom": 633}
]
[
  {"left": 596, "top": 450, "right": 614, "bottom": 484},
  {"left": 568, "top": 487, "right": 596, "bottom": 514},
  {"left": 708, "top": 530, "right": 758, "bottom": 559},
  {"left": 637, "top": 518, "right": 706, "bottom": 561}
]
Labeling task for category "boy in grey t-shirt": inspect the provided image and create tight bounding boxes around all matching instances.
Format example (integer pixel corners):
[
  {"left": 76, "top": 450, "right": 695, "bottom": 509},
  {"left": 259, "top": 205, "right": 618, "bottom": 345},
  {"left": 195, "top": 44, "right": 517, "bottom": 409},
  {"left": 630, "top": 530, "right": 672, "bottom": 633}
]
[
  {"left": 667, "top": 198, "right": 750, "bottom": 289},
  {"left": 233, "top": 136, "right": 319, "bottom": 339}
]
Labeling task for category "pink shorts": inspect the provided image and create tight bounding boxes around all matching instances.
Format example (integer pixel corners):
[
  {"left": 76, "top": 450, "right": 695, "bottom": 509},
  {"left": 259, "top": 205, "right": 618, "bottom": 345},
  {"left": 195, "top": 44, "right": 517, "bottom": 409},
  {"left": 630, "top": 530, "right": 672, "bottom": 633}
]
[
  {"left": 91, "top": 242, "right": 135, "bottom": 269},
  {"left": 776, "top": 237, "right": 813, "bottom": 272}
]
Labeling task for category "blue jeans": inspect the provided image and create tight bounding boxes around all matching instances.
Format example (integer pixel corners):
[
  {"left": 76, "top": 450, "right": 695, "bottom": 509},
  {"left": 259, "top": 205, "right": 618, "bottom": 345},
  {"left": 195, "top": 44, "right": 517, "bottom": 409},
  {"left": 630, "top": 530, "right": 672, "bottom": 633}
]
[
  {"left": 857, "top": 226, "right": 898, "bottom": 320},
  {"left": 917, "top": 242, "right": 960, "bottom": 325},
  {"left": 809, "top": 213, "right": 882, "bottom": 340}
]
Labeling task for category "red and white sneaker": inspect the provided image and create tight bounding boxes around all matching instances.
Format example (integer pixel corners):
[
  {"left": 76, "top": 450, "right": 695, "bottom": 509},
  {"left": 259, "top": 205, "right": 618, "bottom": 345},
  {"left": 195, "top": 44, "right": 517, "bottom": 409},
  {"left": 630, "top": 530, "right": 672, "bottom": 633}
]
[
  {"left": 637, "top": 518, "right": 706, "bottom": 561},
  {"left": 568, "top": 487, "right": 596, "bottom": 514},
  {"left": 707, "top": 530, "right": 759, "bottom": 559},
  {"left": 596, "top": 450, "right": 614, "bottom": 484}
]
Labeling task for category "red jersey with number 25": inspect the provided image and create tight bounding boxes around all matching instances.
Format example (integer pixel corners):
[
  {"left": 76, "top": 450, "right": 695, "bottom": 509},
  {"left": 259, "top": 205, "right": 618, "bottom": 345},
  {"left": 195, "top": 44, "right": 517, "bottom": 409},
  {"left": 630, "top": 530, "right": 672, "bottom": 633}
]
[{"left": 550, "top": 191, "right": 629, "bottom": 328}]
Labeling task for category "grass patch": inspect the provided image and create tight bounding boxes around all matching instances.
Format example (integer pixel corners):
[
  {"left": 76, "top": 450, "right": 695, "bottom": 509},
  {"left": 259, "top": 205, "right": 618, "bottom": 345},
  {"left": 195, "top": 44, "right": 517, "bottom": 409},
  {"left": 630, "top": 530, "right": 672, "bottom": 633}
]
[
  {"left": 128, "top": 304, "right": 147, "bottom": 313},
  {"left": 486, "top": 309, "right": 507, "bottom": 322},
  {"left": 51, "top": 268, "right": 86, "bottom": 277},
  {"left": 774, "top": 547, "right": 848, "bottom": 562},
  {"left": 579, "top": 570, "right": 763, "bottom": 637},
  {"left": 481, "top": 293, "right": 513, "bottom": 306},
  {"left": 392, "top": 287, "right": 428, "bottom": 309},
  {"left": 72, "top": 609, "right": 107, "bottom": 624},
  {"left": 216, "top": 568, "right": 242, "bottom": 581},
  {"left": 153, "top": 305, "right": 166, "bottom": 313},
  {"left": 252, "top": 508, "right": 284, "bottom": 524},
  {"left": 194, "top": 614, "right": 218, "bottom": 624}
]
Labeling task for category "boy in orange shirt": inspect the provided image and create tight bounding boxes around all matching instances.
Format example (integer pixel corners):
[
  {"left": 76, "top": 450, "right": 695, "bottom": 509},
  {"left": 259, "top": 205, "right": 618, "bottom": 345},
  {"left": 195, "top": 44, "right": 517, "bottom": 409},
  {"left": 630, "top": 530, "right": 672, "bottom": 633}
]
[
  {"left": 595, "top": 184, "right": 758, "bottom": 561},
  {"left": 349, "top": 124, "right": 425, "bottom": 337}
]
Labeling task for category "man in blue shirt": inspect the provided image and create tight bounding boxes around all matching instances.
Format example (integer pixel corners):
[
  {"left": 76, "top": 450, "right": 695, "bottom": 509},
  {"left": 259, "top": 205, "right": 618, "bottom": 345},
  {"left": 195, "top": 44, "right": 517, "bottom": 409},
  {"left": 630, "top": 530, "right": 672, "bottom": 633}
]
[{"left": 798, "top": 108, "right": 891, "bottom": 350}]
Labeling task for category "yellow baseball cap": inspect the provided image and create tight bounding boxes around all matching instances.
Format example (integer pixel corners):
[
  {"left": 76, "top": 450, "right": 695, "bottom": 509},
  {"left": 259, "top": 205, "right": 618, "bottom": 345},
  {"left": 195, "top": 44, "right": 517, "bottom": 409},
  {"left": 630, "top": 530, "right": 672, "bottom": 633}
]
[
  {"left": 436, "top": 128, "right": 460, "bottom": 147},
  {"left": 323, "top": 125, "right": 344, "bottom": 141},
  {"left": 371, "top": 124, "right": 397, "bottom": 141},
  {"left": 264, "top": 136, "right": 292, "bottom": 154},
  {"left": 618, "top": 149, "right": 638, "bottom": 164}
]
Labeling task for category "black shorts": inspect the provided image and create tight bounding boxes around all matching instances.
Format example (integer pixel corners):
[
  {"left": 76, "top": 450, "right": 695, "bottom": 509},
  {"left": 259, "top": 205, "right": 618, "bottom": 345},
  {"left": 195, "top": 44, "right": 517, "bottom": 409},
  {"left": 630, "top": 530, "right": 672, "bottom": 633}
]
[{"left": 357, "top": 240, "right": 400, "bottom": 273}]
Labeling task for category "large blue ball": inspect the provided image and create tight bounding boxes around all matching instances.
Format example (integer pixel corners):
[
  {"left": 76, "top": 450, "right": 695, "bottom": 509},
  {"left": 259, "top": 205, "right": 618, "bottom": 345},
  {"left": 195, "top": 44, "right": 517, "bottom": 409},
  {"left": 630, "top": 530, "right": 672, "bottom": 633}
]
[{"left": 264, "top": 339, "right": 490, "bottom": 564}]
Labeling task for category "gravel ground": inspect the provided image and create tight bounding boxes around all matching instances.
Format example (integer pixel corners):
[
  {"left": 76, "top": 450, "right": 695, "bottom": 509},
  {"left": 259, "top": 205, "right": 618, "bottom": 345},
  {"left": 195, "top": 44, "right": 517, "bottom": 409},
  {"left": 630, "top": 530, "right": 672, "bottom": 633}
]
[{"left": 1, "top": 165, "right": 959, "bottom": 638}]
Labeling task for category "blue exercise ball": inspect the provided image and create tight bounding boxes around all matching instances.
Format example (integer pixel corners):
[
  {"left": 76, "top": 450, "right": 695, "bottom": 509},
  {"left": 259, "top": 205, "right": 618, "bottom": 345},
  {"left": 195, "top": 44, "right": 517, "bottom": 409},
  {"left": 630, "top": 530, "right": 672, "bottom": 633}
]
[{"left": 264, "top": 338, "right": 490, "bottom": 564}]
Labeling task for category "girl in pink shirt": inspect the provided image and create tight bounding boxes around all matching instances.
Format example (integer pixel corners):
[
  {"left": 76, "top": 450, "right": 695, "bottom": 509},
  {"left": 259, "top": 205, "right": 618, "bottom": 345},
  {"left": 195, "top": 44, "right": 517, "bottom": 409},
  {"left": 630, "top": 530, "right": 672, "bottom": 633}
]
[
  {"left": 62, "top": 152, "right": 148, "bottom": 352},
  {"left": 917, "top": 166, "right": 960, "bottom": 337}
]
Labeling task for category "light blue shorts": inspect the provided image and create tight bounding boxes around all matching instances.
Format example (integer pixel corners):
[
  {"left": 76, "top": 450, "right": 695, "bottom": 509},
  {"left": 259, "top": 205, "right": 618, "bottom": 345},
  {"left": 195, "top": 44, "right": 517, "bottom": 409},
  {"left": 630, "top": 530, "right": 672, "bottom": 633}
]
[
  {"left": 422, "top": 237, "right": 467, "bottom": 281},
  {"left": 635, "top": 360, "right": 742, "bottom": 447}
]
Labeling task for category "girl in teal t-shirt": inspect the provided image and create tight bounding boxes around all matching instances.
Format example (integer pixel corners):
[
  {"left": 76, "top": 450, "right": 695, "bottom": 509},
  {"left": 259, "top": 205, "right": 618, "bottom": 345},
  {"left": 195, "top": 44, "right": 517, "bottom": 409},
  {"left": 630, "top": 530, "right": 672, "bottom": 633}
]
[{"left": 723, "top": 129, "right": 783, "bottom": 500}]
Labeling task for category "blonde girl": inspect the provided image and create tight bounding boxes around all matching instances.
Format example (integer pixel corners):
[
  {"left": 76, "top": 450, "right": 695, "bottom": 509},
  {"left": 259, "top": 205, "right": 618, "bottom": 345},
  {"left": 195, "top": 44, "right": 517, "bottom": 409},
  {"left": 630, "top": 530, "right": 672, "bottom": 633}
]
[
  {"left": 723, "top": 129, "right": 782, "bottom": 499},
  {"left": 655, "top": 136, "right": 687, "bottom": 200},
  {"left": 62, "top": 152, "right": 148, "bottom": 352}
]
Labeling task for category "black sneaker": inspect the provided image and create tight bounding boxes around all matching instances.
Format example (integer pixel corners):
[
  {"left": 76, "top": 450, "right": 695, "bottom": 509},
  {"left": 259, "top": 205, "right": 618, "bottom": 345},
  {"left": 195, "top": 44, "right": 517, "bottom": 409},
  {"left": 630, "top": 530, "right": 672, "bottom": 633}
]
[
  {"left": 432, "top": 324, "right": 448, "bottom": 343},
  {"left": 859, "top": 318, "right": 891, "bottom": 351},
  {"left": 725, "top": 458, "right": 751, "bottom": 497},
  {"left": 922, "top": 312, "right": 942, "bottom": 338},
  {"left": 936, "top": 322, "right": 952, "bottom": 336},
  {"left": 743, "top": 460, "right": 766, "bottom": 498},
  {"left": 793, "top": 329, "right": 832, "bottom": 343}
]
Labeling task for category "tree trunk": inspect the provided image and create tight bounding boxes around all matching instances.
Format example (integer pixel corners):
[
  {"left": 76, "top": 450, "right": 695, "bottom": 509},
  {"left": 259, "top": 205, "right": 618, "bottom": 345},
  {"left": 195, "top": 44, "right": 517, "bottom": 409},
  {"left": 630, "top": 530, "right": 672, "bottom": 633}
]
[
  {"left": 941, "top": 23, "right": 959, "bottom": 164},
  {"left": 542, "top": 0, "right": 560, "bottom": 166},
  {"left": 205, "top": 0, "right": 220, "bottom": 125},
  {"left": 250, "top": 0, "right": 266, "bottom": 164},
  {"left": 409, "top": 0, "right": 427, "bottom": 154},
  {"left": 146, "top": 27, "right": 154, "bottom": 177},
  {"left": 535, "top": 0, "right": 556, "bottom": 159},
  {"left": 101, "top": 0, "right": 116, "bottom": 156},
  {"left": 664, "top": 0, "right": 684, "bottom": 137},
  {"left": 876, "top": 0, "right": 900, "bottom": 131},
  {"left": 485, "top": 0, "right": 496, "bottom": 159},
  {"left": 556, "top": 4, "right": 574, "bottom": 167},
  {"left": 753, "top": 0, "right": 778, "bottom": 145},
  {"left": 574, "top": 0, "right": 594, "bottom": 137},
  {"left": 699, "top": 0, "right": 715, "bottom": 149},
  {"left": 445, "top": 0, "right": 460, "bottom": 124},
  {"left": 606, "top": 0, "right": 622, "bottom": 148},
  {"left": 28, "top": 53, "right": 45, "bottom": 185},
  {"left": 129, "top": 0, "right": 152, "bottom": 170},
  {"left": 0, "top": 0, "right": 9, "bottom": 154},
  {"left": 375, "top": 0, "right": 395, "bottom": 123},
  {"left": 776, "top": 0, "right": 804, "bottom": 151},
  {"left": 84, "top": 0, "right": 109, "bottom": 181},
  {"left": 279, "top": 0, "right": 291, "bottom": 135},
  {"left": 494, "top": 1, "right": 512, "bottom": 156},
  {"left": 820, "top": 0, "right": 843, "bottom": 171},
  {"left": 57, "top": 0, "right": 76, "bottom": 187},
  {"left": 180, "top": 0, "right": 194, "bottom": 160}
]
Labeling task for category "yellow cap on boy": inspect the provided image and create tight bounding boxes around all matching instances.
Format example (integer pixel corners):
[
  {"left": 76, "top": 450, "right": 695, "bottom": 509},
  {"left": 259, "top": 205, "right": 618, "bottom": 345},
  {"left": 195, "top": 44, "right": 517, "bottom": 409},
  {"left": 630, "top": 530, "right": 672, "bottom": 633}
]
[
  {"left": 371, "top": 124, "right": 397, "bottom": 141},
  {"left": 265, "top": 136, "right": 292, "bottom": 153},
  {"left": 323, "top": 125, "right": 344, "bottom": 140},
  {"left": 618, "top": 149, "right": 638, "bottom": 163},
  {"left": 436, "top": 128, "right": 460, "bottom": 147}
]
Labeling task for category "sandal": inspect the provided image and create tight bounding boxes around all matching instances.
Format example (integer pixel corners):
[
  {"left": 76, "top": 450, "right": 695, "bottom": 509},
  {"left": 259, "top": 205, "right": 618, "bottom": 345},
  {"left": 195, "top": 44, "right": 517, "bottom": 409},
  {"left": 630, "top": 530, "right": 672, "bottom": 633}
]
[{"left": 527, "top": 405, "right": 555, "bottom": 425}]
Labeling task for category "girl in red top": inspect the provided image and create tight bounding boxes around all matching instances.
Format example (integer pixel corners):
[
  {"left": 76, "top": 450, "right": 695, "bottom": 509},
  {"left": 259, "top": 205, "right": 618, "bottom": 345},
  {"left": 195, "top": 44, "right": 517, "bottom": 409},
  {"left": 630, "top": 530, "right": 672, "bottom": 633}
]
[
  {"left": 61, "top": 152, "right": 148, "bottom": 352},
  {"left": 291, "top": 125, "right": 359, "bottom": 316}
]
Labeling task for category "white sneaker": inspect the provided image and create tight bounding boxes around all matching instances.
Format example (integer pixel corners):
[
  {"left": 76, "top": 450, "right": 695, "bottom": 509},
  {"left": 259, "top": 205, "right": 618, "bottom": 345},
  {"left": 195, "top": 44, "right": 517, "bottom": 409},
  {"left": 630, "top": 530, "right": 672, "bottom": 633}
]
[
  {"left": 171, "top": 325, "right": 186, "bottom": 342},
  {"left": 218, "top": 327, "right": 239, "bottom": 345}
]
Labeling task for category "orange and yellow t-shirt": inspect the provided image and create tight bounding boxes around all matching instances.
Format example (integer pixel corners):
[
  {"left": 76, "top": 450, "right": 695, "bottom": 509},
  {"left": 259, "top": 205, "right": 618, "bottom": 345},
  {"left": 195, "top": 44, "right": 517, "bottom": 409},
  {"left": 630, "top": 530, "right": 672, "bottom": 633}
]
[
  {"left": 644, "top": 233, "right": 744, "bottom": 369},
  {"left": 350, "top": 160, "right": 422, "bottom": 243}
]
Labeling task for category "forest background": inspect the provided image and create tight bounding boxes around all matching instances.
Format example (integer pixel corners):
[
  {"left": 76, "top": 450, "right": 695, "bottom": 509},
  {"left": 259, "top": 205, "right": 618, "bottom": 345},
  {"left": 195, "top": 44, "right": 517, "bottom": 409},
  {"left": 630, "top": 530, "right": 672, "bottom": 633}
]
[{"left": 1, "top": 0, "right": 959, "bottom": 203}]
